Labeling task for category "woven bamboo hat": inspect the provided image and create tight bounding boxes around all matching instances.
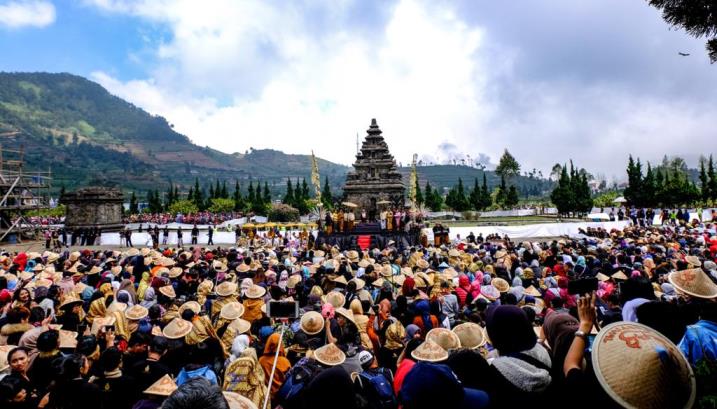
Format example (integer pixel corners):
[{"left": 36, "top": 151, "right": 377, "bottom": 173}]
[
  {"left": 216, "top": 281, "right": 238, "bottom": 297},
  {"left": 59, "top": 296, "right": 83, "bottom": 310},
  {"left": 223, "top": 391, "right": 258, "bottom": 409},
  {"left": 125, "top": 304, "right": 149, "bottom": 321},
  {"left": 59, "top": 330, "right": 78, "bottom": 349},
  {"left": 228, "top": 318, "right": 251, "bottom": 335},
  {"left": 350, "top": 278, "right": 365, "bottom": 290},
  {"left": 524, "top": 285, "right": 542, "bottom": 297},
  {"left": 596, "top": 272, "right": 611, "bottom": 282},
  {"left": 452, "top": 322, "right": 486, "bottom": 349},
  {"left": 411, "top": 339, "right": 449, "bottom": 362},
  {"left": 323, "top": 291, "right": 345, "bottom": 308},
  {"left": 332, "top": 275, "right": 348, "bottom": 285},
  {"left": 491, "top": 277, "right": 510, "bottom": 293},
  {"left": 668, "top": 268, "right": 717, "bottom": 299},
  {"left": 684, "top": 255, "right": 701, "bottom": 268},
  {"left": 144, "top": 374, "right": 177, "bottom": 396},
  {"left": 91, "top": 316, "right": 116, "bottom": 336},
  {"left": 426, "top": 327, "right": 461, "bottom": 351},
  {"left": 416, "top": 258, "right": 429, "bottom": 270},
  {"left": 287, "top": 275, "right": 302, "bottom": 289},
  {"left": 592, "top": 322, "right": 695, "bottom": 409},
  {"left": 168, "top": 267, "right": 183, "bottom": 278},
  {"left": 612, "top": 271, "right": 628, "bottom": 281},
  {"left": 480, "top": 285, "right": 500, "bottom": 301},
  {"left": 220, "top": 301, "right": 245, "bottom": 320},
  {"left": 314, "top": 342, "right": 346, "bottom": 366},
  {"left": 335, "top": 307, "right": 356, "bottom": 326},
  {"left": 159, "top": 285, "right": 176, "bottom": 299},
  {"left": 162, "top": 318, "right": 193, "bottom": 339},
  {"left": 245, "top": 285, "right": 266, "bottom": 299},
  {"left": 300, "top": 311, "right": 325, "bottom": 335},
  {"left": 179, "top": 301, "right": 201, "bottom": 315},
  {"left": 236, "top": 263, "right": 251, "bottom": 273}
]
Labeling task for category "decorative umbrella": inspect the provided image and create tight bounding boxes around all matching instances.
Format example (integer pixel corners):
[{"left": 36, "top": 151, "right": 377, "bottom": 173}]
[{"left": 342, "top": 201, "right": 358, "bottom": 208}]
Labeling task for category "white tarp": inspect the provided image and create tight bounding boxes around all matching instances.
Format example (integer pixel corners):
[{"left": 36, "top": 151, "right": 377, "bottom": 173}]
[
  {"left": 423, "top": 220, "right": 632, "bottom": 241},
  {"left": 479, "top": 209, "right": 537, "bottom": 217}
]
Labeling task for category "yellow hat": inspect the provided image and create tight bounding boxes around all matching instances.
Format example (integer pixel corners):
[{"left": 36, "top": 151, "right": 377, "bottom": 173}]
[{"left": 144, "top": 374, "right": 177, "bottom": 396}]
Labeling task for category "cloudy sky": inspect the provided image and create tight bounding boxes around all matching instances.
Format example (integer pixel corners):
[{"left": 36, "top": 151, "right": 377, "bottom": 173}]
[{"left": 1, "top": 0, "right": 715, "bottom": 179}]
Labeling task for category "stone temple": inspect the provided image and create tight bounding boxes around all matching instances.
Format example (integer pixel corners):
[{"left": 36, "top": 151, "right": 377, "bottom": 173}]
[
  {"left": 343, "top": 119, "right": 405, "bottom": 220},
  {"left": 62, "top": 186, "right": 124, "bottom": 232}
]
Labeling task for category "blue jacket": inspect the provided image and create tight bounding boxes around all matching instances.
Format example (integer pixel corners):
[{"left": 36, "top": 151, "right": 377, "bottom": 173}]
[
  {"left": 679, "top": 320, "right": 717, "bottom": 365},
  {"left": 176, "top": 365, "right": 218, "bottom": 386}
]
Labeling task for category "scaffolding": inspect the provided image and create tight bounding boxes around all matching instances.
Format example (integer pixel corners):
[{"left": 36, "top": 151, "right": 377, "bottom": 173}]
[{"left": 0, "top": 133, "right": 52, "bottom": 242}]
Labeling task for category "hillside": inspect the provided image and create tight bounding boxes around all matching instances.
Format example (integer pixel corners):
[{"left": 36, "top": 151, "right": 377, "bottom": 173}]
[
  {"left": 0, "top": 72, "right": 348, "bottom": 194},
  {"left": 0, "top": 72, "right": 552, "bottom": 201}
]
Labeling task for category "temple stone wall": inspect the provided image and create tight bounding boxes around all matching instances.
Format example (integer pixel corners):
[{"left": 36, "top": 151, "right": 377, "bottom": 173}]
[{"left": 62, "top": 187, "right": 124, "bottom": 231}]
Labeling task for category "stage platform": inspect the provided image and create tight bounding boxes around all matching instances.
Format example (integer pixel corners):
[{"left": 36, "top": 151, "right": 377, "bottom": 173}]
[{"left": 314, "top": 222, "right": 420, "bottom": 250}]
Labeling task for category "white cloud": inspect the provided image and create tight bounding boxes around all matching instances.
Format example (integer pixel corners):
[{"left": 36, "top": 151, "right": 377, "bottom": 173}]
[
  {"left": 85, "top": 0, "right": 717, "bottom": 178},
  {"left": 0, "top": 0, "right": 56, "bottom": 29}
]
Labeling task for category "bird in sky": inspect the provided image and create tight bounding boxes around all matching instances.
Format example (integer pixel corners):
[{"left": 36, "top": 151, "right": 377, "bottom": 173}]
[{"left": 678, "top": 52, "right": 690, "bottom": 56}]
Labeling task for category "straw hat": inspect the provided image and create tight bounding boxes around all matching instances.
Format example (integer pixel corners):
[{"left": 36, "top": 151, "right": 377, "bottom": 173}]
[
  {"left": 426, "top": 327, "right": 461, "bottom": 351},
  {"left": 313, "top": 342, "right": 346, "bottom": 366},
  {"left": 236, "top": 263, "right": 251, "bottom": 273},
  {"left": 335, "top": 307, "right": 356, "bottom": 326},
  {"left": 596, "top": 273, "right": 611, "bottom": 282},
  {"left": 452, "top": 322, "right": 486, "bottom": 349},
  {"left": 685, "top": 255, "right": 701, "bottom": 268},
  {"left": 491, "top": 277, "right": 510, "bottom": 293},
  {"left": 350, "top": 278, "right": 365, "bottom": 291},
  {"left": 300, "top": 311, "right": 325, "bottom": 335},
  {"left": 332, "top": 275, "right": 348, "bottom": 286},
  {"left": 372, "top": 278, "right": 385, "bottom": 288},
  {"left": 592, "top": 322, "right": 695, "bottom": 409},
  {"left": 323, "top": 291, "right": 345, "bottom": 309},
  {"left": 144, "top": 374, "right": 177, "bottom": 396},
  {"left": 46, "top": 252, "right": 60, "bottom": 263},
  {"left": 69, "top": 251, "right": 81, "bottom": 262},
  {"left": 168, "top": 267, "right": 183, "bottom": 278},
  {"left": 668, "top": 268, "right": 717, "bottom": 299},
  {"left": 125, "top": 248, "right": 139, "bottom": 257},
  {"left": 0, "top": 344, "right": 14, "bottom": 372},
  {"left": 33, "top": 264, "right": 45, "bottom": 272},
  {"left": 380, "top": 264, "right": 393, "bottom": 277},
  {"left": 162, "top": 318, "right": 193, "bottom": 339},
  {"left": 35, "top": 279, "right": 53, "bottom": 288},
  {"left": 125, "top": 304, "right": 149, "bottom": 320},
  {"left": 223, "top": 391, "right": 258, "bottom": 409},
  {"left": 179, "top": 301, "right": 201, "bottom": 315},
  {"left": 228, "top": 318, "right": 251, "bottom": 335},
  {"left": 524, "top": 285, "right": 541, "bottom": 297},
  {"left": 59, "top": 296, "right": 83, "bottom": 310},
  {"left": 347, "top": 250, "right": 359, "bottom": 262},
  {"left": 216, "top": 281, "right": 238, "bottom": 297},
  {"left": 245, "top": 285, "right": 266, "bottom": 299},
  {"left": 159, "top": 285, "right": 176, "bottom": 299},
  {"left": 287, "top": 275, "right": 302, "bottom": 289},
  {"left": 480, "top": 285, "right": 500, "bottom": 301},
  {"left": 107, "top": 302, "right": 128, "bottom": 314},
  {"left": 59, "top": 330, "right": 78, "bottom": 349},
  {"left": 220, "top": 302, "right": 245, "bottom": 320},
  {"left": 416, "top": 258, "right": 429, "bottom": 270},
  {"left": 411, "top": 339, "right": 449, "bottom": 362},
  {"left": 611, "top": 271, "right": 628, "bottom": 281}
]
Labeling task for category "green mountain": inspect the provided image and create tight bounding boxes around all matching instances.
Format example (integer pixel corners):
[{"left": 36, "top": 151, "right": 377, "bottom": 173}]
[
  {"left": 0, "top": 72, "right": 552, "bottom": 201},
  {"left": 0, "top": 72, "right": 348, "bottom": 196}
]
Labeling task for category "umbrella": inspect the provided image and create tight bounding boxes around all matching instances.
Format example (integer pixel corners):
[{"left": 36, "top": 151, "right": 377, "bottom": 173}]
[
  {"left": 342, "top": 201, "right": 358, "bottom": 208},
  {"left": 377, "top": 200, "right": 391, "bottom": 205},
  {"left": 613, "top": 196, "right": 627, "bottom": 203}
]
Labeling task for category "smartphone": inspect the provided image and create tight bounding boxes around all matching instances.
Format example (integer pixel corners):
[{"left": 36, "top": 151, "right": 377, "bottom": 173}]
[
  {"left": 568, "top": 277, "right": 598, "bottom": 295},
  {"left": 103, "top": 324, "right": 115, "bottom": 332},
  {"left": 266, "top": 300, "right": 299, "bottom": 319}
]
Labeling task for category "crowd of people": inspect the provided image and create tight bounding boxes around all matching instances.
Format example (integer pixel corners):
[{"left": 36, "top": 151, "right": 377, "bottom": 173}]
[
  {"left": 123, "top": 212, "right": 242, "bottom": 226},
  {"left": 0, "top": 220, "right": 716, "bottom": 409}
]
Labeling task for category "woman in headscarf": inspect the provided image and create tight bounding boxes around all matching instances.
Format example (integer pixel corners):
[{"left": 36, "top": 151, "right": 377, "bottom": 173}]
[
  {"left": 223, "top": 335, "right": 267, "bottom": 408},
  {"left": 86, "top": 283, "right": 113, "bottom": 324},
  {"left": 136, "top": 271, "right": 151, "bottom": 301},
  {"left": 258, "top": 333, "right": 290, "bottom": 399},
  {"left": 482, "top": 305, "right": 552, "bottom": 407},
  {"left": 455, "top": 274, "right": 472, "bottom": 308},
  {"left": 140, "top": 287, "right": 157, "bottom": 309},
  {"left": 542, "top": 312, "right": 579, "bottom": 385},
  {"left": 117, "top": 277, "right": 137, "bottom": 305},
  {"left": 411, "top": 299, "right": 438, "bottom": 334},
  {"left": 349, "top": 299, "right": 372, "bottom": 351},
  {"left": 376, "top": 321, "right": 406, "bottom": 373}
]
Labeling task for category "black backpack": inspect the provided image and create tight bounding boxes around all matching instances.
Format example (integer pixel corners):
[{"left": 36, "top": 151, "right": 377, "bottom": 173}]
[
  {"left": 275, "top": 359, "right": 323, "bottom": 409},
  {"left": 354, "top": 367, "right": 398, "bottom": 409}
]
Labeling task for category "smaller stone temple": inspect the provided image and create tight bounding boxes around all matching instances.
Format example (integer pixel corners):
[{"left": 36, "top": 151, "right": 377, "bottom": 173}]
[
  {"left": 62, "top": 186, "right": 124, "bottom": 231},
  {"left": 343, "top": 119, "right": 405, "bottom": 219}
]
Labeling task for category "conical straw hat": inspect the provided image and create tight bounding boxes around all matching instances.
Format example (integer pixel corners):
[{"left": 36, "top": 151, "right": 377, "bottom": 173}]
[
  {"left": 178, "top": 301, "right": 201, "bottom": 315},
  {"left": 426, "top": 327, "right": 461, "bottom": 351},
  {"left": 216, "top": 281, "right": 238, "bottom": 297},
  {"left": 162, "top": 318, "right": 193, "bottom": 339},
  {"left": 314, "top": 342, "right": 346, "bottom": 366},
  {"left": 668, "top": 268, "right": 717, "bottom": 299},
  {"left": 592, "top": 322, "right": 695, "bottom": 409},
  {"left": 223, "top": 391, "right": 258, "bottom": 409},
  {"left": 491, "top": 277, "right": 510, "bottom": 293},
  {"left": 300, "top": 311, "right": 325, "bottom": 335},
  {"left": 220, "top": 302, "right": 245, "bottom": 320},
  {"left": 144, "top": 374, "right": 177, "bottom": 396},
  {"left": 452, "top": 322, "right": 486, "bottom": 349},
  {"left": 335, "top": 307, "right": 356, "bottom": 326},
  {"left": 228, "top": 318, "right": 251, "bottom": 335},
  {"left": 411, "top": 339, "right": 449, "bottom": 362},
  {"left": 59, "top": 330, "right": 78, "bottom": 349},
  {"left": 125, "top": 304, "right": 148, "bottom": 320},
  {"left": 245, "top": 285, "right": 266, "bottom": 299},
  {"left": 159, "top": 285, "right": 176, "bottom": 299},
  {"left": 323, "top": 291, "right": 345, "bottom": 308}
]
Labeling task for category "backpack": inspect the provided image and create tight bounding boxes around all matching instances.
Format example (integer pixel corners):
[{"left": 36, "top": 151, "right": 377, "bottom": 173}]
[
  {"left": 275, "top": 359, "right": 322, "bottom": 408},
  {"left": 354, "top": 367, "right": 398, "bottom": 409}
]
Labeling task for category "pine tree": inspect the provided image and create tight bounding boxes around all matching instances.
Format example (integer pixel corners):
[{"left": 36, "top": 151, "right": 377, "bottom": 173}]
[
  {"left": 415, "top": 176, "right": 424, "bottom": 207},
  {"left": 321, "top": 176, "right": 333, "bottom": 209},
  {"left": 706, "top": 155, "right": 716, "bottom": 201},
  {"left": 247, "top": 182, "right": 255, "bottom": 204},
  {"left": 496, "top": 175, "right": 508, "bottom": 207},
  {"left": 193, "top": 179, "right": 205, "bottom": 210},
  {"left": 129, "top": 191, "right": 139, "bottom": 214},
  {"left": 215, "top": 180, "right": 221, "bottom": 199},
  {"left": 506, "top": 185, "right": 519, "bottom": 207},
  {"left": 424, "top": 181, "right": 433, "bottom": 208},
  {"left": 263, "top": 182, "right": 271, "bottom": 204},
  {"left": 456, "top": 178, "right": 468, "bottom": 210},
  {"left": 643, "top": 163, "right": 656, "bottom": 207},
  {"left": 233, "top": 181, "right": 244, "bottom": 211},
  {"left": 550, "top": 165, "right": 572, "bottom": 215},
  {"left": 480, "top": 173, "right": 491, "bottom": 209},
  {"left": 209, "top": 182, "right": 215, "bottom": 200},
  {"left": 301, "top": 178, "right": 309, "bottom": 200},
  {"left": 187, "top": 186, "right": 194, "bottom": 201},
  {"left": 655, "top": 170, "right": 664, "bottom": 207},
  {"left": 58, "top": 185, "right": 66, "bottom": 204},
  {"left": 469, "top": 178, "right": 480, "bottom": 211},
  {"left": 283, "top": 179, "right": 294, "bottom": 204},
  {"left": 624, "top": 155, "right": 643, "bottom": 206}
]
